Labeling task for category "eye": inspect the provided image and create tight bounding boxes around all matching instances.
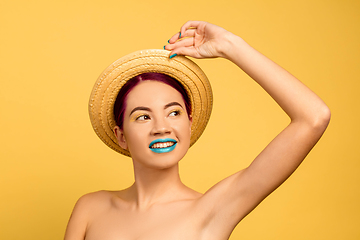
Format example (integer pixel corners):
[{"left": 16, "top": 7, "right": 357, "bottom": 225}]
[
  {"left": 169, "top": 110, "right": 181, "bottom": 117},
  {"left": 136, "top": 114, "right": 150, "bottom": 121}
]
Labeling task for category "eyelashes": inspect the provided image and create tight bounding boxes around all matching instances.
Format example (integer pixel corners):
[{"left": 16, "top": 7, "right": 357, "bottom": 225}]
[
  {"left": 136, "top": 114, "right": 150, "bottom": 121},
  {"left": 130, "top": 113, "right": 150, "bottom": 122},
  {"left": 168, "top": 109, "right": 183, "bottom": 117}
]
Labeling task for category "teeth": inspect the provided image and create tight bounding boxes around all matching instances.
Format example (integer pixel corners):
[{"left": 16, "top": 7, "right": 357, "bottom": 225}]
[{"left": 151, "top": 142, "right": 175, "bottom": 149}]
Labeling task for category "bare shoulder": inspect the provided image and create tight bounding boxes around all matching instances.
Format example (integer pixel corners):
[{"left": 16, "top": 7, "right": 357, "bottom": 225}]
[
  {"left": 78, "top": 190, "right": 114, "bottom": 205},
  {"left": 74, "top": 191, "right": 113, "bottom": 213},
  {"left": 64, "top": 191, "right": 115, "bottom": 240}
]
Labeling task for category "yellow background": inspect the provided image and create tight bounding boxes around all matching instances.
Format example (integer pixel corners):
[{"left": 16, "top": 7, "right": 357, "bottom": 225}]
[{"left": 1, "top": 0, "right": 359, "bottom": 239}]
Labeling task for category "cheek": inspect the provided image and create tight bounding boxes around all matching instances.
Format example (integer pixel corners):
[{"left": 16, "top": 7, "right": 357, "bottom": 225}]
[
  {"left": 174, "top": 120, "right": 192, "bottom": 140},
  {"left": 124, "top": 125, "right": 142, "bottom": 143},
  {"left": 124, "top": 131, "right": 143, "bottom": 155}
]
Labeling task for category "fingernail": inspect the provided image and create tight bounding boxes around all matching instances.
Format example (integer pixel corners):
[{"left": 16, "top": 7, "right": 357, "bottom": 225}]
[
  {"left": 179, "top": 32, "right": 182, "bottom": 38},
  {"left": 167, "top": 39, "right": 170, "bottom": 43},
  {"left": 169, "top": 53, "right": 177, "bottom": 59},
  {"left": 163, "top": 45, "right": 166, "bottom": 50}
]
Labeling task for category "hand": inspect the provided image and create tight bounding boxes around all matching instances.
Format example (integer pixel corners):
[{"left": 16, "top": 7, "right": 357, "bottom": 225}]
[{"left": 165, "top": 21, "right": 232, "bottom": 59}]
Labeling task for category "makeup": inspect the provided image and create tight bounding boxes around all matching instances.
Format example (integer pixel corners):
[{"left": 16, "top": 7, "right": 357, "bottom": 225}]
[
  {"left": 130, "top": 113, "right": 149, "bottom": 122},
  {"left": 149, "top": 138, "right": 177, "bottom": 153}
]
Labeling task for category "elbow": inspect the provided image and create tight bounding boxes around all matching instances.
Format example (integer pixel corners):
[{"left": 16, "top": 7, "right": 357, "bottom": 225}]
[
  {"left": 312, "top": 104, "right": 331, "bottom": 132},
  {"left": 294, "top": 104, "right": 331, "bottom": 133}
]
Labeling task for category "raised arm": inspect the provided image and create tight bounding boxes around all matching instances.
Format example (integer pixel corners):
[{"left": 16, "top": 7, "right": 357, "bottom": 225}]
[{"left": 166, "top": 21, "right": 330, "bottom": 234}]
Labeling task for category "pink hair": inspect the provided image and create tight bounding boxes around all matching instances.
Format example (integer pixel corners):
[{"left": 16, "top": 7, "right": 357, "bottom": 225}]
[{"left": 114, "top": 73, "right": 191, "bottom": 129}]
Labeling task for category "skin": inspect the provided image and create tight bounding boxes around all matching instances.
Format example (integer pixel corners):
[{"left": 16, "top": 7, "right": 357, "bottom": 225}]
[{"left": 64, "top": 21, "right": 331, "bottom": 240}]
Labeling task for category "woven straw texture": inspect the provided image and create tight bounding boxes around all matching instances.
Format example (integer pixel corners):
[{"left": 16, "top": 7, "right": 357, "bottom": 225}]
[{"left": 89, "top": 49, "right": 212, "bottom": 157}]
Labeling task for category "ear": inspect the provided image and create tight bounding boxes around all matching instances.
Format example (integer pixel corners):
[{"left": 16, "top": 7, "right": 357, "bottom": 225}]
[{"left": 113, "top": 126, "right": 128, "bottom": 150}]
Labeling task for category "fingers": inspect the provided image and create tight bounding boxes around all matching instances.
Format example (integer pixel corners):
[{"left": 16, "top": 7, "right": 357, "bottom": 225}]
[
  {"left": 181, "top": 29, "right": 196, "bottom": 39},
  {"left": 180, "top": 20, "right": 204, "bottom": 36},
  {"left": 169, "top": 46, "right": 200, "bottom": 59},
  {"left": 166, "top": 37, "right": 194, "bottom": 50},
  {"left": 168, "top": 29, "right": 196, "bottom": 44},
  {"left": 168, "top": 32, "right": 181, "bottom": 44},
  {"left": 165, "top": 37, "right": 199, "bottom": 58},
  {"left": 165, "top": 21, "right": 208, "bottom": 59},
  {"left": 165, "top": 37, "right": 201, "bottom": 58},
  {"left": 168, "top": 20, "right": 204, "bottom": 44},
  {"left": 168, "top": 20, "right": 206, "bottom": 45}
]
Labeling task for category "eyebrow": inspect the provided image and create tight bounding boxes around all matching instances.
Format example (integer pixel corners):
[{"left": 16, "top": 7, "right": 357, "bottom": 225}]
[
  {"left": 129, "top": 102, "right": 184, "bottom": 116},
  {"left": 129, "top": 106, "right": 151, "bottom": 116},
  {"left": 164, "top": 102, "right": 184, "bottom": 109}
]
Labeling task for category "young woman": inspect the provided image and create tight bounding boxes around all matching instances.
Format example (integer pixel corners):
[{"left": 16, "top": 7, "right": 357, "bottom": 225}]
[{"left": 65, "top": 21, "right": 330, "bottom": 240}]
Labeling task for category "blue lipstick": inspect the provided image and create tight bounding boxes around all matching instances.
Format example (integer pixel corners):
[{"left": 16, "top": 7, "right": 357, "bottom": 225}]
[{"left": 149, "top": 138, "right": 177, "bottom": 153}]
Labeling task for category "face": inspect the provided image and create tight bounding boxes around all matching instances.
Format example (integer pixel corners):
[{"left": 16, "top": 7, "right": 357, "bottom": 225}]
[{"left": 114, "top": 81, "right": 192, "bottom": 169}]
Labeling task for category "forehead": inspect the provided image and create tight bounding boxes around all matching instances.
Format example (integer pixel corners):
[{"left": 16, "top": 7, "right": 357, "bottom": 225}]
[{"left": 125, "top": 80, "right": 185, "bottom": 111}]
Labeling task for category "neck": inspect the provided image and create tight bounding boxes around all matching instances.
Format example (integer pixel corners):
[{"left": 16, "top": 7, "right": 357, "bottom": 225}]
[{"left": 127, "top": 161, "right": 187, "bottom": 209}]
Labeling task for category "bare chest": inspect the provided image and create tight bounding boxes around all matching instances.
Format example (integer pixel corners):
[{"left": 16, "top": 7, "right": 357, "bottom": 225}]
[{"left": 85, "top": 202, "right": 206, "bottom": 240}]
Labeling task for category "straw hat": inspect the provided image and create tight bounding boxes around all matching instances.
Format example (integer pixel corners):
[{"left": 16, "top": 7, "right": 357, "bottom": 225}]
[{"left": 89, "top": 49, "right": 213, "bottom": 157}]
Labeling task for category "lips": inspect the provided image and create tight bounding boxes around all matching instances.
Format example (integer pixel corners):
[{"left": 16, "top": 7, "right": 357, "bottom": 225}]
[{"left": 149, "top": 138, "right": 177, "bottom": 153}]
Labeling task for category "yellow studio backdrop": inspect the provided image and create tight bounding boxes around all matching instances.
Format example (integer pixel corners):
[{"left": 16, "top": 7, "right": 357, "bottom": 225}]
[{"left": 1, "top": 0, "right": 359, "bottom": 239}]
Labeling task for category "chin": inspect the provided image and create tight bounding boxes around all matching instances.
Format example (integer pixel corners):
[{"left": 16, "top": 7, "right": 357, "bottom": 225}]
[{"left": 132, "top": 147, "right": 188, "bottom": 170}]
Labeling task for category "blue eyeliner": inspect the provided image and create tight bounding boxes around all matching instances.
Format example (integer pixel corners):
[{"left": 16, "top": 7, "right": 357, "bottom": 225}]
[{"left": 149, "top": 138, "right": 177, "bottom": 153}]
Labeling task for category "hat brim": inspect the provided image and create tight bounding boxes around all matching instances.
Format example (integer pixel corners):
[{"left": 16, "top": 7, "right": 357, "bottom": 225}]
[{"left": 89, "top": 49, "right": 213, "bottom": 157}]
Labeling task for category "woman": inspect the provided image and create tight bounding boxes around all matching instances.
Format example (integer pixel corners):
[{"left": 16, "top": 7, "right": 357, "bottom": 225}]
[{"left": 65, "top": 21, "right": 330, "bottom": 240}]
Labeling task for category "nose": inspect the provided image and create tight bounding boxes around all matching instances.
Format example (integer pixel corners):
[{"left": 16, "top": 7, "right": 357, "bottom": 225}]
[{"left": 150, "top": 117, "right": 171, "bottom": 136}]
